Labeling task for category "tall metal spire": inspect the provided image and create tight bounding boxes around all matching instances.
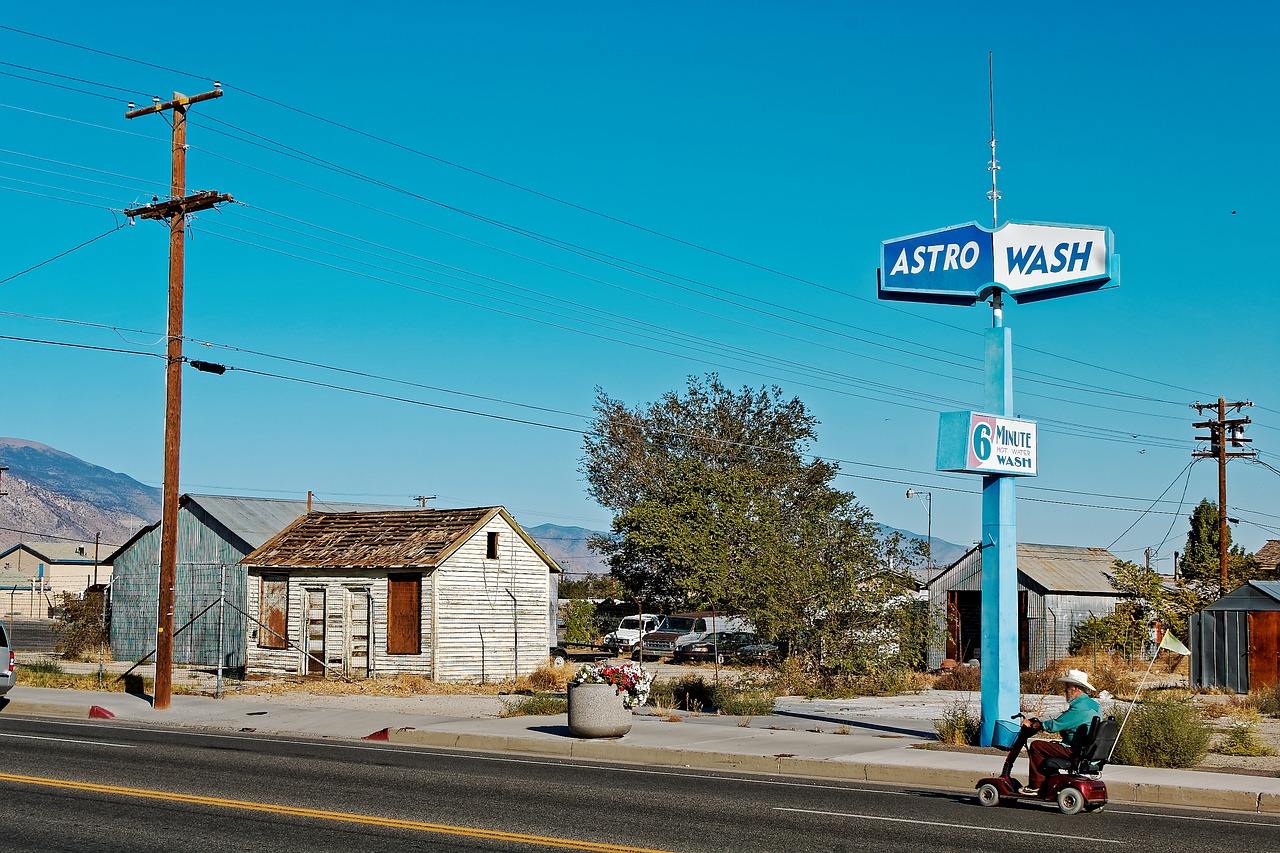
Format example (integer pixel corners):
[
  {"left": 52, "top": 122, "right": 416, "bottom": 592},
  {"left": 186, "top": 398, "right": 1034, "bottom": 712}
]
[{"left": 986, "top": 51, "right": 1000, "bottom": 230}]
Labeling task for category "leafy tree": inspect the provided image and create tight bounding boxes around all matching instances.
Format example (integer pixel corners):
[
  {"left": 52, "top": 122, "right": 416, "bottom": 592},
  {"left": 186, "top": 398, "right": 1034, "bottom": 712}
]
[
  {"left": 581, "top": 374, "right": 923, "bottom": 676},
  {"left": 1179, "top": 499, "right": 1258, "bottom": 589}
]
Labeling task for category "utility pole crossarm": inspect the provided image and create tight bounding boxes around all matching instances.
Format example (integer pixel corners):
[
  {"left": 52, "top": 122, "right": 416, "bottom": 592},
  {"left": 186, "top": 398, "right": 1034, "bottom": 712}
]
[
  {"left": 125, "top": 88, "right": 222, "bottom": 119},
  {"left": 124, "top": 191, "right": 234, "bottom": 221}
]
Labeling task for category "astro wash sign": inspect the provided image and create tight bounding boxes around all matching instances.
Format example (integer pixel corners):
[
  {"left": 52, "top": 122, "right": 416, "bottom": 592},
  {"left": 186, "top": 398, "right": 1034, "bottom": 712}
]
[
  {"left": 878, "top": 221, "right": 1117, "bottom": 305},
  {"left": 936, "top": 411, "right": 1038, "bottom": 477}
]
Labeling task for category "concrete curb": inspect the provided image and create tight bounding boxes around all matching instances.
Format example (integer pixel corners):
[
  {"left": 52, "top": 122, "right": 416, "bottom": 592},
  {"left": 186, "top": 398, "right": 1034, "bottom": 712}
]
[
  {"left": 383, "top": 727, "right": 1276, "bottom": 813},
  {"left": 0, "top": 698, "right": 95, "bottom": 720}
]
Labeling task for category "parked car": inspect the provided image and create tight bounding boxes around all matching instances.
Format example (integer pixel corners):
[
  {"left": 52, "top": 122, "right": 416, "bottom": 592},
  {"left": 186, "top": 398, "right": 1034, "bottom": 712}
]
[
  {"left": 639, "top": 612, "right": 751, "bottom": 658},
  {"left": 0, "top": 623, "right": 14, "bottom": 695},
  {"left": 733, "top": 636, "right": 780, "bottom": 664},
  {"left": 672, "top": 630, "right": 755, "bottom": 664},
  {"left": 602, "top": 613, "right": 663, "bottom": 655}
]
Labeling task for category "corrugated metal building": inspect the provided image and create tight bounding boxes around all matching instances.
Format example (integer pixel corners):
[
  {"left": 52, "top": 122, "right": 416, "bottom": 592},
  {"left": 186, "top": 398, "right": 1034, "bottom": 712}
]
[
  {"left": 926, "top": 543, "right": 1126, "bottom": 671},
  {"left": 1190, "top": 581, "right": 1280, "bottom": 693},
  {"left": 107, "top": 494, "right": 395, "bottom": 668},
  {"left": 242, "top": 507, "right": 560, "bottom": 682}
]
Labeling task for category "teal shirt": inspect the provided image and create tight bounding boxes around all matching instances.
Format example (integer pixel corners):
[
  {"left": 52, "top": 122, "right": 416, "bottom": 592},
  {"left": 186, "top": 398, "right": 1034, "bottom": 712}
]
[{"left": 1042, "top": 693, "right": 1101, "bottom": 745}]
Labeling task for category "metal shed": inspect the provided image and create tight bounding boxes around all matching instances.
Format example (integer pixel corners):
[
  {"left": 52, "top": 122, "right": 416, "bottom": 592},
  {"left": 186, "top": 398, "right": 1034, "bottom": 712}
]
[
  {"left": 107, "top": 494, "right": 395, "bottom": 668},
  {"left": 926, "top": 543, "right": 1126, "bottom": 671},
  {"left": 1190, "top": 581, "right": 1280, "bottom": 693}
]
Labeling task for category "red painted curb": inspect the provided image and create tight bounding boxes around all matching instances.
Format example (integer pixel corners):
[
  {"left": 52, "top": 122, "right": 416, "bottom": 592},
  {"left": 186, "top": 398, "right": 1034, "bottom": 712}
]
[
  {"left": 363, "top": 728, "right": 390, "bottom": 741},
  {"left": 89, "top": 706, "right": 116, "bottom": 720}
]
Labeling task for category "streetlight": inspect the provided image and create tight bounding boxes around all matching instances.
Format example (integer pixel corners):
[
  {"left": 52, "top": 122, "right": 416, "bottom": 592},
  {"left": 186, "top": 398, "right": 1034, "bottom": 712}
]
[{"left": 906, "top": 489, "right": 933, "bottom": 582}]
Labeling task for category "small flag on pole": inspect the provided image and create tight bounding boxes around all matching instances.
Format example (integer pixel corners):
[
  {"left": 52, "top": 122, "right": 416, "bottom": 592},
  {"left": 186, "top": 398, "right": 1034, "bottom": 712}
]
[{"left": 1159, "top": 631, "right": 1191, "bottom": 656}]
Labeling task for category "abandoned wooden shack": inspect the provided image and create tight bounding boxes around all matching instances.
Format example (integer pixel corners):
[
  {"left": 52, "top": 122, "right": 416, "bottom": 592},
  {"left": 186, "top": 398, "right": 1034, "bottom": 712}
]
[
  {"left": 241, "top": 507, "right": 561, "bottom": 682},
  {"left": 926, "top": 543, "right": 1126, "bottom": 671}
]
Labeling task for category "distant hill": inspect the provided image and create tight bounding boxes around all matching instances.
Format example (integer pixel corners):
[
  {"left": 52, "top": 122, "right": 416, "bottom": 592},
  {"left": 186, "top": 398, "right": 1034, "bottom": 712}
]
[
  {"left": 0, "top": 438, "right": 160, "bottom": 553},
  {"left": 526, "top": 523, "right": 608, "bottom": 578}
]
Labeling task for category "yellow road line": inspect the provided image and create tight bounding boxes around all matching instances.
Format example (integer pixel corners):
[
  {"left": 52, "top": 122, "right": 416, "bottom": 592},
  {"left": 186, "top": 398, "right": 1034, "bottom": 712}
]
[{"left": 0, "top": 772, "right": 676, "bottom": 853}]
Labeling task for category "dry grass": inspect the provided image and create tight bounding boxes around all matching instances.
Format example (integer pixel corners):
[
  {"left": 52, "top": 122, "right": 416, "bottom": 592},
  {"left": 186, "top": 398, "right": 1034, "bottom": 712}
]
[{"left": 236, "top": 664, "right": 572, "bottom": 698}]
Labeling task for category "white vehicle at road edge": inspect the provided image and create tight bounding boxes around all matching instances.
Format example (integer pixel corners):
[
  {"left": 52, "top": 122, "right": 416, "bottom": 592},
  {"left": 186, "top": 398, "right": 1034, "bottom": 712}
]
[{"left": 602, "top": 613, "right": 663, "bottom": 654}]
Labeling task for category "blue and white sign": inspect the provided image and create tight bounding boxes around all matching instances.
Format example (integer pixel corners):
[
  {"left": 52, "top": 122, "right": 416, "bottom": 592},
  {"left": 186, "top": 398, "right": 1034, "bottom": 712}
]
[
  {"left": 936, "top": 411, "right": 1038, "bottom": 477},
  {"left": 879, "top": 221, "right": 1116, "bottom": 305}
]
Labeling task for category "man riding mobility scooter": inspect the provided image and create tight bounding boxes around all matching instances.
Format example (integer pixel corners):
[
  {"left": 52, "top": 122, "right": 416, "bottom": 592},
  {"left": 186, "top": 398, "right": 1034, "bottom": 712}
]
[{"left": 975, "top": 669, "right": 1120, "bottom": 815}]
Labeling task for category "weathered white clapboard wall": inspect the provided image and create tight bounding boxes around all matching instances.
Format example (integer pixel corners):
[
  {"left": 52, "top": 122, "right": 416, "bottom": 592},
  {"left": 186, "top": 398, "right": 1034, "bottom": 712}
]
[
  {"left": 245, "top": 513, "right": 550, "bottom": 681},
  {"left": 433, "top": 513, "right": 549, "bottom": 682}
]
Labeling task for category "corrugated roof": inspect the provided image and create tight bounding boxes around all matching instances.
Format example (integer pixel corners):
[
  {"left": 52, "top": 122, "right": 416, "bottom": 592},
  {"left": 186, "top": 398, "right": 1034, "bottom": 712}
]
[
  {"left": 929, "top": 543, "right": 1122, "bottom": 594},
  {"left": 243, "top": 508, "right": 502, "bottom": 569},
  {"left": 184, "top": 494, "right": 402, "bottom": 550},
  {"left": 1016, "top": 543, "right": 1121, "bottom": 593},
  {"left": 1249, "top": 580, "right": 1280, "bottom": 602}
]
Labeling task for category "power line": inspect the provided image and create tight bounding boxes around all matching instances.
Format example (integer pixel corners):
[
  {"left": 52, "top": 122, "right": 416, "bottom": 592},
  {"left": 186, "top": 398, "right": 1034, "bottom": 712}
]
[{"left": 0, "top": 224, "right": 124, "bottom": 285}]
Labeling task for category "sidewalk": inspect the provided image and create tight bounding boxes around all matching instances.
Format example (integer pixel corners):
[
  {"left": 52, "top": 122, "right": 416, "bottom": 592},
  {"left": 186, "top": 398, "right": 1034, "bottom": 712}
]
[{"left": 2, "top": 685, "right": 1277, "bottom": 815}]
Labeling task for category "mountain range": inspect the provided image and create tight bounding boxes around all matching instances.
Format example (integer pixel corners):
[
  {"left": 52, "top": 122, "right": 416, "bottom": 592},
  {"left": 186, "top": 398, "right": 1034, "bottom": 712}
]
[{"left": 0, "top": 439, "right": 963, "bottom": 574}]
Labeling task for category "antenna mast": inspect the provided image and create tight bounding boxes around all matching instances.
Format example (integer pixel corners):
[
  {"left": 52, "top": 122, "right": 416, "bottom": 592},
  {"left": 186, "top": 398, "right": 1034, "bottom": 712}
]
[{"left": 986, "top": 51, "right": 1003, "bottom": 326}]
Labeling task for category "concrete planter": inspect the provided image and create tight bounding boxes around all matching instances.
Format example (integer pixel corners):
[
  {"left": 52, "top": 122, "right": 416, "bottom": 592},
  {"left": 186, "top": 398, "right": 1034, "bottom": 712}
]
[{"left": 567, "top": 681, "right": 632, "bottom": 738}]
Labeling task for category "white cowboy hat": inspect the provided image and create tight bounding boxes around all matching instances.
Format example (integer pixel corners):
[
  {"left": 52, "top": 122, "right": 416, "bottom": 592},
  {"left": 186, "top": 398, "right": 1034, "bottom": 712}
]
[{"left": 1055, "top": 669, "right": 1096, "bottom": 692}]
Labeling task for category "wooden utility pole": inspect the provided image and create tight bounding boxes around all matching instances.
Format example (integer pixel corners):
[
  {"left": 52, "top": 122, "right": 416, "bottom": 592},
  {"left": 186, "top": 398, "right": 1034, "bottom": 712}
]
[
  {"left": 1192, "top": 398, "right": 1254, "bottom": 595},
  {"left": 124, "top": 88, "right": 233, "bottom": 710}
]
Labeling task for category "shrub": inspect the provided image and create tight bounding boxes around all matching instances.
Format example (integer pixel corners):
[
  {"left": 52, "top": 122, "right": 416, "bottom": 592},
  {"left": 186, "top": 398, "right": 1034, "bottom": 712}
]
[
  {"left": 523, "top": 664, "right": 570, "bottom": 693},
  {"left": 1019, "top": 658, "right": 1135, "bottom": 699},
  {"left": 934, "top": 666, "right": 981, "bottom": 691},
  {"left": 648, "top": 675, "right": 715, "bottom": 711},
  {"left": 52, "top": 590, "right": 108, "bottom": 659},
  {"left": 1251, "top": 681, "right": 1280, "bottom": 717},
  {"left": 22, "top": 659, "right": 66, "bottom": 676},
  {"left": 712, "top": 684, "right": 776, "bottom": 716},
  {"left": 934, "top": 700, "right": 980, "bottom": 745},
  {"left": 499, "top": 694, "right": 568, "bottom": 717},
  {"left": 1112, "top": 699, "right": 1210, "bottom": 768},
  {"left": 1214, "top": 708, "right": 1275, "bottom": 757}
]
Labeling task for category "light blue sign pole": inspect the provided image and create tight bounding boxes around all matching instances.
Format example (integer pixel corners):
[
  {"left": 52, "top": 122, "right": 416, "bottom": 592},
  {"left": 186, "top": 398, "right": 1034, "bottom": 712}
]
[{"left": 980, "top": 324, "right": 1020, "bottom": 747}]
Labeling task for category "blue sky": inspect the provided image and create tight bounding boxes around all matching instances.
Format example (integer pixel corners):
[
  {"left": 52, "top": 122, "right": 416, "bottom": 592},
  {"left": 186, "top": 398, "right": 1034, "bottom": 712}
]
[{"left": 1, "top": 3, "right": 1277, "bottom": 569}]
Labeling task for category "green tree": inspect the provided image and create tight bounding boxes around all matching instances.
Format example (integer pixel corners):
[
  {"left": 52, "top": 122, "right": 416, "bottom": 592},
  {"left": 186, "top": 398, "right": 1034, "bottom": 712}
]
[
  {"left": 581, "top": 374, "right": 923, "bottom": 676},
  {"left": 559, "top": 599, "right": 599, "bottom": 645},
  {"left": 1179, "top": 499, "right": 1260, "bottom": 591}
]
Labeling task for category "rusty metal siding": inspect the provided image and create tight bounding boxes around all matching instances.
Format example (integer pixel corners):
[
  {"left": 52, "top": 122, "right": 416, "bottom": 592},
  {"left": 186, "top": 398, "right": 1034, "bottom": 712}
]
[{"left": 434, "top": 516, "right": 549, "bottom": 682}]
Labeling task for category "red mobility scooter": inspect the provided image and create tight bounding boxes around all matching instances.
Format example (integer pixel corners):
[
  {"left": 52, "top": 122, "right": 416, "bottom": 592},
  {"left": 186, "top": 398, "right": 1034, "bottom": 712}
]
[{"left": 975, "top": 713, "right": 1119, "bottom": 815}]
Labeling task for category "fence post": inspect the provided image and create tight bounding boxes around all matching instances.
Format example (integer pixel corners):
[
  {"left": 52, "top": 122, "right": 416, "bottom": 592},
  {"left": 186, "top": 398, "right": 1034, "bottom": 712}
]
[{"left": 217, "top": 564, "right": 225, "bottom": 699}]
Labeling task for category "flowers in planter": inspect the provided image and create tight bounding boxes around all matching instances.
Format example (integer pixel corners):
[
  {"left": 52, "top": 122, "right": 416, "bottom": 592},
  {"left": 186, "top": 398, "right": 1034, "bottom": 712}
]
[{"left": 570, "top": 661, "right": 653, "bottom": 709}]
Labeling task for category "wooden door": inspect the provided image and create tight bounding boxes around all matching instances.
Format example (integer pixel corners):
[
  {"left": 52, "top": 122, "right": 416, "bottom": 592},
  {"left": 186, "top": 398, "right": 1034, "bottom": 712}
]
[
  {"left": 304, "top": 589, "right": 326, "bottom": 677},
  {"left": 1018, "top": 590, "right": 1030, "bottom": 670},
  {"left": 1248, "top": 611, "right": 1280, "bottom": 691},
  {"left": 346, "top": 588, "right": 371, "bottom": 677}
]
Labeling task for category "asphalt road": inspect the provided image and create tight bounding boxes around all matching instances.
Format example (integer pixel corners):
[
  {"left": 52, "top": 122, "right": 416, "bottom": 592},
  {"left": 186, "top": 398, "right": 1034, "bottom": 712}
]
[{"left": 0, "top": 716, "right": 1276, "bottom": 852}]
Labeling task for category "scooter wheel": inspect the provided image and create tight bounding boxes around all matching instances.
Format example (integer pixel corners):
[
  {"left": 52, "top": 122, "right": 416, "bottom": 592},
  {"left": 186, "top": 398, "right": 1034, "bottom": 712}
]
[
  {"left": 1057, "top": 786, "right": 1085, "bottom": 815},
  {"left": 976, "top": 783, "right": 1000, "bottom": 807}
]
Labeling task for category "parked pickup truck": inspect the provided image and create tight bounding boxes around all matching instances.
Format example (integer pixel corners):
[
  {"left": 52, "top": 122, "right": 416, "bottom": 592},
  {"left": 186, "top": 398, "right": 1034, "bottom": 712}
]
[
  {"left": 639, "top": 612, "right": 751, "bottom": 658},
  {"left": 601, "top": 613, "right": 664, "bottom": 655}
]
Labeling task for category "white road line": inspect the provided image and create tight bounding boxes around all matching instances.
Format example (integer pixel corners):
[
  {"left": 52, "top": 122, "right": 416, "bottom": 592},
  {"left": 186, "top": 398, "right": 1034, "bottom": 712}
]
[
  {"left": 0, "top": 732, "right": 135, "bottom": 748},
  {"left": 1112, "top": 809, "right": 1279, "bottom": 828},
  {"left": 772, "top": 807, "right": 1123, "bottom": 843}
]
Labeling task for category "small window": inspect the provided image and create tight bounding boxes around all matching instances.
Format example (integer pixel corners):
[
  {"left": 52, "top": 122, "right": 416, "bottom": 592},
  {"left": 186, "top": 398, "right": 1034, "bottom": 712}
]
[
  {"left": 387, "top": 573, "right": 422, "bottom": 655},
  {"left": 486, "top": 531, "right": 500, "bottom": 560},
  {"left": 259, "top": 574, "right": 288, "bottom": 650}
]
